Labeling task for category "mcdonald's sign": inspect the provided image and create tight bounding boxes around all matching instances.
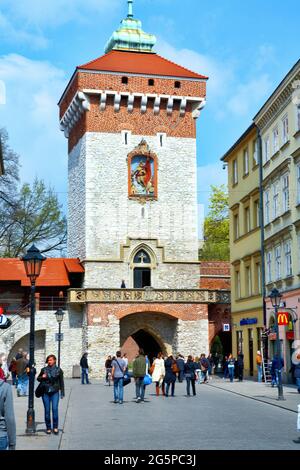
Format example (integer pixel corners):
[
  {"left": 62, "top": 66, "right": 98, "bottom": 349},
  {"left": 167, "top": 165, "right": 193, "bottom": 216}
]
[{"left": 277, "top": 312, "right": 289, "bottom": 326}]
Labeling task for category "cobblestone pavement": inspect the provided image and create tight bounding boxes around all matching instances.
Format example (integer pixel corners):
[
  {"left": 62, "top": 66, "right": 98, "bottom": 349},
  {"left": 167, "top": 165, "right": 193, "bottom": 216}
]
[{"left": 12, "top": 378, "right": 300, "bottom": 450}]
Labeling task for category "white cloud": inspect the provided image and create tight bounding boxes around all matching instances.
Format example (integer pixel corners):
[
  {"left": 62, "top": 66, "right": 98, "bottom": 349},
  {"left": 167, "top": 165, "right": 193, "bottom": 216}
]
[
  {"left": 227, "top": 74, "right": 272, "bottom": 117},
  {"left": 0, "top": 12, "right": 48, "bottom": 48},
  {"left": 0, "top": 54, "right": 68, "bottom": 200}
]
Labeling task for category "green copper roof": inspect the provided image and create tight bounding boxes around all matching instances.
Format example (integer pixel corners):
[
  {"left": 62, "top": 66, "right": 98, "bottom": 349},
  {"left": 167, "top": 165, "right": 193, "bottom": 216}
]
[{"left": 105, "top": 0, "right": 156, "bottom": 54}]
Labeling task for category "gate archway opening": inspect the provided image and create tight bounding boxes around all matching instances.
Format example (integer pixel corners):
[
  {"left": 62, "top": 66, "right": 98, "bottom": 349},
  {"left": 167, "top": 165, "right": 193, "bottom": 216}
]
[{"left": 132, "top": 329, "right": 162, "bottom": 363}]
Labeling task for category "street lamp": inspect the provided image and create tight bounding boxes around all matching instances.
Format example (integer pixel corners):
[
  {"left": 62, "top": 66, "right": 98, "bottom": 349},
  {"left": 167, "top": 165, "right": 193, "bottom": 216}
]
[
  {"left": 269, "top": 287, "right": 285, "bottom": 401},
  {"left": 22, "top": 244, "right": 46, "bottom": 434},
  {"left": 55, "top": 308, "right": 65, "bottom": 368}
]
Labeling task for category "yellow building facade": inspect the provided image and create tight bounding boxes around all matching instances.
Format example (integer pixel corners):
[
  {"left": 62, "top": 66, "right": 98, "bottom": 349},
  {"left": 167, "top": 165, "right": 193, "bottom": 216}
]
[{"left": 222, "top": 124, "right": 264, "bottom": 377}]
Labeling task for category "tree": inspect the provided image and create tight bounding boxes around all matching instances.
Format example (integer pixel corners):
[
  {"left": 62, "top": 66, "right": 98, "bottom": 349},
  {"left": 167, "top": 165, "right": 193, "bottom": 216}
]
[
  {"left": 199, "top": 184, "right": 229, "bottom": 261},
  {"left": 0, "top": 129, "right": 67, "bottom": 257},
  {"left": 211, "top": 335, "right": 223, "bottom": 356}
]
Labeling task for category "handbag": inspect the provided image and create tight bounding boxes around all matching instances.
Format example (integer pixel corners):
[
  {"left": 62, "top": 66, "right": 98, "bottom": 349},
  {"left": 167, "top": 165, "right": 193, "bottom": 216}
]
[
  {"left": 115, "top": 360, "right": 131, "bottom": 386},
  {"left": 171, "top": 362, "right": 179, "bottom": 374},
  {"left": 35, "top": 382, "right": 45, "bottom": 398},
  {"left": 143, "top": 374, "right": 152, "bottom": 386},
  {"left": 149, "top": 364, "right": 155, "bottom": 375}
]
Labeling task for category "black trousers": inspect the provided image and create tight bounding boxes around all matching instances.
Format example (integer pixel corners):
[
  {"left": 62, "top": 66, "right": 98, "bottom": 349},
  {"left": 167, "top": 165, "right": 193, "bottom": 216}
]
[
  {"left": 165, "top": 382, "right": 175, "bottom": 396},
  {"left": 186, "top": 377, "right": 196, "bottom": 396}
]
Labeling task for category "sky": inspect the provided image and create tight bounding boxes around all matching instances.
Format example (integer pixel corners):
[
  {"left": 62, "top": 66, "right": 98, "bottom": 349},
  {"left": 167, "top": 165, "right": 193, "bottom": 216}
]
[{"left": 0, "top": 0, "right": 299, "bottom": 222}]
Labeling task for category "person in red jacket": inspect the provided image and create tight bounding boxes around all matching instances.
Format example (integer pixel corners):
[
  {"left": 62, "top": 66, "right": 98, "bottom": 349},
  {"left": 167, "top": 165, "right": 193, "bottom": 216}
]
[{"left": 0, "top": 364, "right": 6, "bottom": 382}]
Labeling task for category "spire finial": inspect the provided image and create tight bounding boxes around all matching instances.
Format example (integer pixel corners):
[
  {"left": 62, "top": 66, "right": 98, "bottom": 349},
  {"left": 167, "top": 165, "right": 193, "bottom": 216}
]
[{"left": 127, "top": 0, "right": 133, "bottom": 18}]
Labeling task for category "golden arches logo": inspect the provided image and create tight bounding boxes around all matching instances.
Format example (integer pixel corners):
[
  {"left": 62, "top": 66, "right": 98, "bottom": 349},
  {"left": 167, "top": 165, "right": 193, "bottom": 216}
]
[{"left": 277, "top": 312, "right": 289, "bottom": 326}]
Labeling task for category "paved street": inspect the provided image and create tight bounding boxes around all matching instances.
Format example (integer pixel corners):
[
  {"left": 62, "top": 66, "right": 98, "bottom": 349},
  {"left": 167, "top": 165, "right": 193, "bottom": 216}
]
[{"left": 13, "top": 377, "right": 300, "bottom": 450}]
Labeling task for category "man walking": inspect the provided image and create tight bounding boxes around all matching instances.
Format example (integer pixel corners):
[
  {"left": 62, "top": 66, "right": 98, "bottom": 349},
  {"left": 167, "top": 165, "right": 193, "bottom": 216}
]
[
  {"left": 133, "top": 348, "right": 147, "bottom": 403},
  {"left": 256, "top": 351, "right": 263, "bottom": 382},
  {"left": 16, "top": 352, "right": 28, "bottom": 397},
  {"left": 176, "top": 354, "right": 185, "bottom": 383},
  {"left": 80, "top": 353, "right": 90, "bottom": 384},
  {"left": 0, "top": 379, "right": 16, "bottom": 450},
  {"left": 111, "top": 351, "right": 127, "bottom": 404}
]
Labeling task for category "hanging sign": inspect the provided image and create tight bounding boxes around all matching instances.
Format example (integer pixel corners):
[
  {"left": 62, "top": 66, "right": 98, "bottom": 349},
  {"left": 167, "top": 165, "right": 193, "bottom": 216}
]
[
  {"left": 223, "top": 324, "right": 230, "bottom": 332},
  {"left": 277, "top": 312, "right": 289, "bottom": 326}
]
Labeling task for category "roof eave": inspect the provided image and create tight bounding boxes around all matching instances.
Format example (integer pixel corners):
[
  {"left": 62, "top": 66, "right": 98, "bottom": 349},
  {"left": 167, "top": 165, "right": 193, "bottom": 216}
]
[{"left": 221, "top": 123, "right": 257, "bottom": 162}]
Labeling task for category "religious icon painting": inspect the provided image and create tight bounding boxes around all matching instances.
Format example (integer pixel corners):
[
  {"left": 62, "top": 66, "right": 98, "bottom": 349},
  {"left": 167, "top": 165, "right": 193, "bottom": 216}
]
[{"left": 128, "top": 140, "right": 157, "bottom": 199}]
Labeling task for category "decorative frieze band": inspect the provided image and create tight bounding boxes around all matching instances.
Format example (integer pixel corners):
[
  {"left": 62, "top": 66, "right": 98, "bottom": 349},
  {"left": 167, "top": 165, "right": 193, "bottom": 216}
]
[
  {"left": 68, "top": 288, "right": 231, "bottom": 304},
  {"left": 60, "top": 91, "right": 90, "bottom": 138}
]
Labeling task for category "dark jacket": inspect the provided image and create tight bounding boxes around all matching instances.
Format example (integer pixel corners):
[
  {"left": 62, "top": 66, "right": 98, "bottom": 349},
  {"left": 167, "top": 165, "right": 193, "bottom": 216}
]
[
  {"left": 200, "top": 358, "right": 210, "bottom": 370},
  {"left": 132, "top": 355, "right": 146, "bottom": 378},
  {"left": 184, "top": 361, "right": 197, "bottom": 378},
  {"left": 37, "top": 366, "right": 65, "bottom": 396},
  {"left": 105, "top": 359, "right": 112, "bottom": 368},
  {"left": 176, "top": 358, "right": 185, "bottom": 371},
  {"left": 237, "top": 354, "right": 244, "bottom": 369},
  {"left": 271, "top": 357, "right": 284, "bottom": 372},
  {"left": 0, "top": 380, "right": 16, "bottom": 449},
  {"left": 164, "top": 358, "right": 176, "bottom": 384},
  {"left": 294, "top": 363, "right": 300, "bottom": 379},
  {"left": 80, "top": 356, "right": 88, "bottom": 369},
  {"left": 16, "top": 358, "right": 28, "bottom": 376}
]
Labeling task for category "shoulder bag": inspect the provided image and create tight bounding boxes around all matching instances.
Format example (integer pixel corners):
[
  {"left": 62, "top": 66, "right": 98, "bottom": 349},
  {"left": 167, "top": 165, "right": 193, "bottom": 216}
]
[{"left": 115, "top": 359, "right": 131, "bottom": 386}]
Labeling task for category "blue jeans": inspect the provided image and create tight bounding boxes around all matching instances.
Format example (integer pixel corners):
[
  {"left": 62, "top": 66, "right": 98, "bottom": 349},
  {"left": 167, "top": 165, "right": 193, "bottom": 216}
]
[
  {"left": 186, "top": 377, "right": 196, "bottom": 395},
  {"left": 17, "top": 373, "right": 28, "bottom": 396},
  {"left": 0, "top": 436, "right": 8, "bottom": 451},
  {"left": 271, "top": 369, "right": 280, "bottom": 386},
  {"left": 165, "top": 382, "right": 175, "bottom": 396},
  {"left": 257, "top": 365, "right": 263, "bottom": 382},
  {"left": 81, "top": 368, "right": 89, "bottom": 384},
  {"left": 201, "top": 370, "right": 208, "bottom": 383},
  {"left": 228, "top": 366, "right": 234, "bottom": 382},
  {"left": 135, "top": 377, "right": 145, "bottom": 400},
  {"left": 296, "top": 377, "right": 300, "bottom": 393},
  {"left": 42, "top": 392, "right": 60, "bottom": 430},
  {"left": 113, "top": 377, "right": 124, "bottom": 402}
]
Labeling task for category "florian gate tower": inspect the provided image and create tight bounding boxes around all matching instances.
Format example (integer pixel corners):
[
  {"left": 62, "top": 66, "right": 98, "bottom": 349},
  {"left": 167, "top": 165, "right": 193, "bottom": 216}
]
[{"left": 59, "top": 1, "right": 228, "bottom": 372}]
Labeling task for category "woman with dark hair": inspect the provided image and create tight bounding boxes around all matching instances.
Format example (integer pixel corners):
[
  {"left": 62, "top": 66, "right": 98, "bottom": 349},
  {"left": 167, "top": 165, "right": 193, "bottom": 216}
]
[
  {"left": 37, "top": 354, "right": 65, "bottom": 435},
  {"left": 184, "top": 355, "right": 197, "bottom": 396},
  {"left": 164, "top": 355, "right": 177, "bottom": 397}
]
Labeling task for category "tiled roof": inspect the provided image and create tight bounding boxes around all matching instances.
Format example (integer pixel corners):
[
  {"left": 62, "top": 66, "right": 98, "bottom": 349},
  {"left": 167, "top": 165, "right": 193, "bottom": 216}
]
[
  {"left": 78, "top": 50, "right": 208, "bottom": 80},
  {"left": 0, "top": 258, "right": 84, "bottom": 287}
]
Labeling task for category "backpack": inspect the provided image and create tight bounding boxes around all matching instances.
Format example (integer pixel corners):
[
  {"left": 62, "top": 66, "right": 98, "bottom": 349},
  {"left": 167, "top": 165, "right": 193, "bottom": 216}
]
[{"left": 171, "top": 361, "right": 179, "bottom": 374}]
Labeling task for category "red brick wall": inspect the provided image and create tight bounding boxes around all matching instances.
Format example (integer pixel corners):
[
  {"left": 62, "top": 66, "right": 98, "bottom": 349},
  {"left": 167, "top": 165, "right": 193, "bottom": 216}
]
[{"left": 200, "top": 261, "right": 231, "bottom": 290}]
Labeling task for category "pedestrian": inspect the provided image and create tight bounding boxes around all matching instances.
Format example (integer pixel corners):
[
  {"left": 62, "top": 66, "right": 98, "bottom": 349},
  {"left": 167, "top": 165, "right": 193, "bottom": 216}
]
[
  {"left": 256, "top": 351, "right": 263, "bottom": 383},
  {"left": 121, "top": 280, "right": 126, "bottom": 288},
  {"left": 0, "top": 355, "right": 9, "bottom": 381},
  {"left": 132, "top": 348, "right": 147, "bottom": 403},
  {"left": 184, "top": 355, "right": 197, "bottom": 396},
  {"left": 294, "top": 362, "right": 300, "bottom": 393},
  {"left": 151, "top": 352, "right": 165, "bottom": 396},
  {"left": 105, "top": 355, "right": 113, "bottom": 384},
  {"left": 207, "top": 353, "right": 214, "bottom": 379},
  {"left": 80, "top": 352, "right": 90, "bottom": 385},
  {"left": 164, "top": 355, "right": 177, "bottom": 397},
  {"left": 228, "top": 354, "right": 235, "bottom": 383},
  {"left": 176, "top": 354, "right": 185, "bottom": 383},
  {"left": 8, "top": 358, "right": 17, "bottom": 387},
  {"left": 15, "top": 349, "right": 23, "bottom": 361},
  {"left": 0, "top": 363, "right": 5, "bottom": 382},
  {"left": 0, "top": 378, "right": 16, "bottom": 450},
  {"left": 271, "top": 354, "right": 284, "bottom": 387},
  {"left": 111, "top": 351, "right": 127, "bottom": 404},
  {"left": 237, "top": 352, "right": 244, "bottom": 381},
  {"left": 122, "top": 353, "right": 128, "bottom": 369},
  {"left": 194, "top": 356, "right": 201, "bottom": 384},
  {"left": 199, "top": 354, "right": 209, "bottom": 384},
  {"left": 16, "top": 352, "right": 29, "bottom": 397},
  {"left": 37, "top": 354, "right": 65, "bottom": 435},
  {"left": 223, "top": 356, "right": 229, "bottom": 380}
]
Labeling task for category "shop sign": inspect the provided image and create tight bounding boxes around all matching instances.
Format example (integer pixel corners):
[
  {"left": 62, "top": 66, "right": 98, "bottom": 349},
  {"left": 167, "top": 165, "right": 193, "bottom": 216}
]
[
  {"left": 223, "top": 323, "right": 230, "bottom": 332},
  {"left": 240, "top": 318, "right": 258, "bottom": 326},
  {"left": 286, "top": 331, "right": 294, "bottom": 340},
  {"left": 277, "top": 312, "right": 289, "bottom": 326}
]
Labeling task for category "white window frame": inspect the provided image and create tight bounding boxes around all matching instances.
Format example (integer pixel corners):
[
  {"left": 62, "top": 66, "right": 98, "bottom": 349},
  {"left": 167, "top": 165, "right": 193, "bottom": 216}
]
[
  {"left": 297, "top": 164, "right": 300, "bottom": 204},
  {"left": 244, "top": 206, "right": 250, "bottom": 233},
  {"left": 235, "top": 271, "right": 241, "bottom": 299},
  {"left": 266, "top": 251, "right": 272, "bottom": 283},
  {"left": 243, "top": 148, "right": 249, "bottom": 175},
  {"left": 253, "top": 139, "right": 258, "bottom": 166},
  {"left": 246, "top": 266, "right": 252, "bottom": 296},
  {"left": 264, "top": 189, "right": 270, "bottom": 225},
  {"left": 234, "top": 214, "right": 239, "bottom": 239},
  {"left": 282, "top": 173, "right": 289, "bottom": 213},
  {"left": 233, "top": 159, "right": 238, "bottom": 185},
  {"left": 275, "top": 245, "right": 281, "bottom": 281},
  {"left": 273, "top": 181, "right": 279, "bottom": 219},
  {"left": 282, "top": 114, "right": 289, "bottom": 144},
  {"left": 263, "top": 136, "right": 270, "bottom": 163},
  {"left": 272, "top": 125, "right": 279, "bottom": 154},
  {"left": 297, "top": 106, "right": 300, "bottom": 132},
  {"left": 284, "top": 240, "right": 292, "bottom": 277},
  {"left": 256, "top": 263, "right": 261, "bottom": 294}
]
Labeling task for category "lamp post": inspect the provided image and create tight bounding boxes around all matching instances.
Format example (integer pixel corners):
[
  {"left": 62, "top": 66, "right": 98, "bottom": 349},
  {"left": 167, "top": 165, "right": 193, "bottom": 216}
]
[
  {"left": 269, "top": 287, "right": 285, "bottom": 401},
  {"left": 22, "top": 245, "right": 46, "bottom": 434},
  {"left": 55, "top": 308, "right": 65, "bottom": 368}
]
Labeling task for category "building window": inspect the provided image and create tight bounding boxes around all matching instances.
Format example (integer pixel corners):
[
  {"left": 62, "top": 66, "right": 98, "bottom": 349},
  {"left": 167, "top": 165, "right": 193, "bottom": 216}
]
[
  {"left": 282, "top": 114, "right": 289, "bottom": 144},
  {"left": 254, "top": 200, "right": 260, "bottom": 228},
  {"left": 297, "top": 165, "right": 300, "bottom": 204},
  {"left": 275, "top": 245, "right": 281, "bottom": 281},
  {"left": 273, "top": 181, "right": 279, "bottom": 219},
  {"left": 174, "top": 81, "right": 181, "bottom": 89},
  {"left": 284, "top": 240, "right": 292, "bottom": 277},
  {"left": 233, "top": 159, "right": 238, "bottom": 185},
  {"left": 256, "top": 263, "right": 261, "bottom": 294},
  {"left": 264, "top": 189, "right": 270, "bottom": 225},
  {"left": 237, "top": 331, "right": 243, "bottom": 354},
  {"left": 263, "top": 136, "right": 270, "bottom": 163},
  {"left": 148, "top": 79, "right": 155, "bottom": 86},
  {"left": 133, "top": 249, "right": 151, "bottom": 288},
  {"left": 133, "top": 249, "right": 151, "bottom": 264},
  {"left": 266, "top": 251, "right": 272, "bottom": 283},
  {"left": 121, "top": 130, "right": 131, "bottom": 145},
  {"left": 245, "top": 266, "right": 252, "bottom": 296},
  {"left": 157, "top": 133, "right": 166, "bottom": 147},
  {"left": 272, "top": 126, "right": 279, "bottom": 154},
  {"left": 122, "top": 76, "right": 128, "bottom": 84},
  {"left": 234, "top": 214, "right": 239, "bottom": 240},
  {"left": 253, "top": 139, "right": 258, "bottom": 166},
  {"left": 244, "top": 206, "right": 250, "bottom": 233},
  {"left": 243, "top": 148, "right": 249, "bottom": 175},
  {"left": 235, "top": 270, "right": 241, "bottom": 299},
  {"left": 282, "top": 173, "right": 289, "bottom": 213},
  {"left": 297, "top": 106, "right": 300, "bottom": 131}
]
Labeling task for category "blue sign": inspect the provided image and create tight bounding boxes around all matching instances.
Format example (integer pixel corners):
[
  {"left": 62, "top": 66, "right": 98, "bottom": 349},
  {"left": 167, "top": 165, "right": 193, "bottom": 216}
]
[{"left": 240, "top": 318, "right": 258, "bottom": 326}]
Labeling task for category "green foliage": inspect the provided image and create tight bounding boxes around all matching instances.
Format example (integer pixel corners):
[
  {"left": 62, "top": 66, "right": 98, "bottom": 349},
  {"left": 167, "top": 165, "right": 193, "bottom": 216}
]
[
  {"left": 211, "top": 335, "right": 223, "bottom": 356},
  {"left": 199, "top": 184, "right": 229, "bottom": 261}
]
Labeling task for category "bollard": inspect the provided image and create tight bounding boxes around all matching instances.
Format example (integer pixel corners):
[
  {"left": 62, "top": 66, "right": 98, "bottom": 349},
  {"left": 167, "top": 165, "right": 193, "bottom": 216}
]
[{"left": 294, "top": 404, "right": 300, "bottom": 443}]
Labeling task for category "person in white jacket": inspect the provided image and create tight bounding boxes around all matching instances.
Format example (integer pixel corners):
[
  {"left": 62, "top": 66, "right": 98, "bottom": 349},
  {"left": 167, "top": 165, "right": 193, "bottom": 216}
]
[{"left": 151, "top": 352, "right": 165, "bottom": 396}]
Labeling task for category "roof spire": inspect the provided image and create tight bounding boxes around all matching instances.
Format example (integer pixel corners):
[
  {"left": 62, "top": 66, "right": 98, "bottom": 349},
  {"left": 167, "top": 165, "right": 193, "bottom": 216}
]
[{"left": 127, "top": 0, "right": 133, "bottom": 18}]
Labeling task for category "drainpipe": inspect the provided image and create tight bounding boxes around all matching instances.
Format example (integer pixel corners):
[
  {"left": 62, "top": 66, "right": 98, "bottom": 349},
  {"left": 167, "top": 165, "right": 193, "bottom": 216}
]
[{"left": 256, "top": 125, "right": 267, "bottom": 328}]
